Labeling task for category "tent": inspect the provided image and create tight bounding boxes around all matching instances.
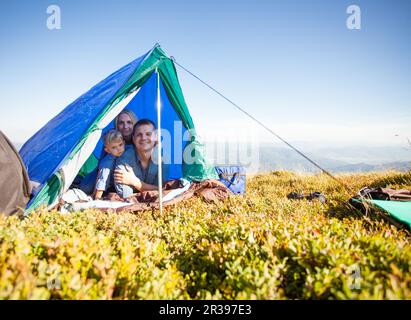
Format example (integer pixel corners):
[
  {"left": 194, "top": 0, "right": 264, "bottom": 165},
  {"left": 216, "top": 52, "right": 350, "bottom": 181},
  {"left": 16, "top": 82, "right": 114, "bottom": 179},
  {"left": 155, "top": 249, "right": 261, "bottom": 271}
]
[
  {"left": 19, "top": 44, "right": 218, "bottom": 214},
  {"left": 0, "top": 131, "right": 31, "bottom": 216}
]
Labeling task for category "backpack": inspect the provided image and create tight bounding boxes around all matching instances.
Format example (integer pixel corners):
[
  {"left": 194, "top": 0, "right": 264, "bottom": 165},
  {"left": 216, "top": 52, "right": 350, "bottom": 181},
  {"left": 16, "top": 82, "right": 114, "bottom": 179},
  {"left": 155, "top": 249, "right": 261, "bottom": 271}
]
[
  {"left": 355, "top": 187, "right": 411, "bottom": 201},
  {"left": 215, "top": 166, "right": 246, "bottom": 194}
]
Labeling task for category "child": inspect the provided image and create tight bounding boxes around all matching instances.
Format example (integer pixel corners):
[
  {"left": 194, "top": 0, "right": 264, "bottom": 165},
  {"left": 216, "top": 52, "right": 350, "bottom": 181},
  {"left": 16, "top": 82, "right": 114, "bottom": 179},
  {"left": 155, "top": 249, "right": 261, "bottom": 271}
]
[{"left": 94, "top": 129, "right": 126, "bottom": 200}]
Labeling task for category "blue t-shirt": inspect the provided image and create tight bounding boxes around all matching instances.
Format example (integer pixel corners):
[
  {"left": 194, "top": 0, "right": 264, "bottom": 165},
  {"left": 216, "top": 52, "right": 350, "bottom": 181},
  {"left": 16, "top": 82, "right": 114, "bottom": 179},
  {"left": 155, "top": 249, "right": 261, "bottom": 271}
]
[
  {"left": 78, "top": 145, "right": 133, "bottom": 195},
  {"left": 95, "top": 154, "right": 116, "bottom": 191},
  {"left": 114, "top": 147, "right": 170, "bottom": 198}
]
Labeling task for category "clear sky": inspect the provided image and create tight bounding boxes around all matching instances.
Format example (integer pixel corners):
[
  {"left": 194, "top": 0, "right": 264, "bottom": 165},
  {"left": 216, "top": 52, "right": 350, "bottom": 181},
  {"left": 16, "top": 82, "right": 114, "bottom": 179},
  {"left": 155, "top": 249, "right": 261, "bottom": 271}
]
[{"left": 1, "top": 0, "right": 410, "bottom": 148}]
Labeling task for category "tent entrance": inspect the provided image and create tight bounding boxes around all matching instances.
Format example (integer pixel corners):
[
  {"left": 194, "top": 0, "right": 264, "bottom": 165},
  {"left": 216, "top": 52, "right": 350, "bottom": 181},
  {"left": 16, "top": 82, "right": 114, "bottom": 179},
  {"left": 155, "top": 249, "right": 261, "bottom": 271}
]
[{"left": 78, "top": 71, "right": 190, "bottom": 186}]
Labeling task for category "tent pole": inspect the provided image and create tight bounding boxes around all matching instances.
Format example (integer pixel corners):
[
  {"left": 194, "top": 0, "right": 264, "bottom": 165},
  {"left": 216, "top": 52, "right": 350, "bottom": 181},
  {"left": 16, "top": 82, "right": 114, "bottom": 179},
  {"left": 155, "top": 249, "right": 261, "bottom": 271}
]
[{"left": 156, "top": 69, "right": 163, "bottom": 215}]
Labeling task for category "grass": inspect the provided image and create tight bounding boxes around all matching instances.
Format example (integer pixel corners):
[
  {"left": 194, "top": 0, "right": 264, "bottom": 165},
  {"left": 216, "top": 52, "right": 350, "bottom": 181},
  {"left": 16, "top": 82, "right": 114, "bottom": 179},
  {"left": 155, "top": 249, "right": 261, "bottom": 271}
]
[{"left": 0, "top": 171, "right": 410, "bottom": 299}]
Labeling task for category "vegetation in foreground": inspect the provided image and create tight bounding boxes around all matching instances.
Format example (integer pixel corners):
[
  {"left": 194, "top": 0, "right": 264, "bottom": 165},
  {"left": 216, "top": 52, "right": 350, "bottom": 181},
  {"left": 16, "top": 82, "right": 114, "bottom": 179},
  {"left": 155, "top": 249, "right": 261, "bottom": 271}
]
[{"left": 0, "top": 171, "right": 410, "bottom": 299}]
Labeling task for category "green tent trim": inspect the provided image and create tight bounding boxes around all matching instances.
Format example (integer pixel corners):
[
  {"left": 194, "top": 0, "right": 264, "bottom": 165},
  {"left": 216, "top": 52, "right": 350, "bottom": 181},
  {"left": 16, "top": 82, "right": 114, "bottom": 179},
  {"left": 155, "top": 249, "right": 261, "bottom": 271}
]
[
  {"left": 352, "top": 198, "right": 411, "bottom": 229},
  {"left": 26, "top": 173, "right": 63, "bottom": 213},
  {"left": 370, "top": 200, "right": 411, "bottom": 229}
]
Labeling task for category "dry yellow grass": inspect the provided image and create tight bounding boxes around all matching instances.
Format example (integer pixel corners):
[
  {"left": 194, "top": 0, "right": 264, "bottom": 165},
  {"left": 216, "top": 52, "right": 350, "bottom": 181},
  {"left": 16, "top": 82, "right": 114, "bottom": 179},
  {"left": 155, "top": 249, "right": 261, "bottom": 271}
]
[{"left": 0, "top": 171, "right": 410, "bottom": 299}]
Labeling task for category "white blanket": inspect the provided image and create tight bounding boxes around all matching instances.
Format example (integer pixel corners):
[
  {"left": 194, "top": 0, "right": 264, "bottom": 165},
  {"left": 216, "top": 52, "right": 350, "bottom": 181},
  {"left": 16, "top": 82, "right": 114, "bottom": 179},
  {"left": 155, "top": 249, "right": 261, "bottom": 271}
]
[{"left": 59, "top": 178, "right": 191, "bottom": 213}]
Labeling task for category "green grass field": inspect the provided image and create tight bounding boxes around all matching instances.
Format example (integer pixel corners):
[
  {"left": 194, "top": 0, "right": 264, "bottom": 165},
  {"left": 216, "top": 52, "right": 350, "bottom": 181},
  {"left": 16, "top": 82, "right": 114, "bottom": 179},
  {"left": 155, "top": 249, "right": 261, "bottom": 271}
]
[{"left": 1, "top": 171, "right": 410, "bottom": 299}]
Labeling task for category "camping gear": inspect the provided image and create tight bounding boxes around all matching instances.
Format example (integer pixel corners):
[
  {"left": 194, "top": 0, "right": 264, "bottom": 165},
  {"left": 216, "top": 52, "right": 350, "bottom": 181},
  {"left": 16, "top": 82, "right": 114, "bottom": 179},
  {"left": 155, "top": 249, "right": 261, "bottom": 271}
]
[
  {"left": 305, "top": 192, "right": 327, "bottom": 203},
  {"left": 350, "top": 187, "right": 411, "bottom": 229},
  {"left": 287, "top": 191, "right": 327, "bottom": 203},
  {"left": 287, "top": 192, "right": 304, "bottom": 200},
  {"left": 19, "top": 44, "right": 219, "bottom": 214},
  {"left": 215, "top": 166, "right": 246, "bottom": 194},
  {"left": 356, "top": 186, "right": 411, "bottom": 201},
  {"left": 0, "top": 131, "right": 32, "bottom": 216}
]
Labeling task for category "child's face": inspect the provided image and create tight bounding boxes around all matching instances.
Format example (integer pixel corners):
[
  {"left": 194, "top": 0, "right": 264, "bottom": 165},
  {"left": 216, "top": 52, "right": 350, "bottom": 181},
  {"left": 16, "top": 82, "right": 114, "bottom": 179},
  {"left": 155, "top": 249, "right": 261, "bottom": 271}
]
[{"left": 104, "top": 139, "right": 125, "bottom": 157}]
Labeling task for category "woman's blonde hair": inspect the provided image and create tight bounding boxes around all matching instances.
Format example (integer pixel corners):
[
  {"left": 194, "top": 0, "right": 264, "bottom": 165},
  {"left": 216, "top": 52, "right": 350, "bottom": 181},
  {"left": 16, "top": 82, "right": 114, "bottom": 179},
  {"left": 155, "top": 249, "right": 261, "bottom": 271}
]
[{"left": 114, "top": 109, "right": 138, "bottom": 130}]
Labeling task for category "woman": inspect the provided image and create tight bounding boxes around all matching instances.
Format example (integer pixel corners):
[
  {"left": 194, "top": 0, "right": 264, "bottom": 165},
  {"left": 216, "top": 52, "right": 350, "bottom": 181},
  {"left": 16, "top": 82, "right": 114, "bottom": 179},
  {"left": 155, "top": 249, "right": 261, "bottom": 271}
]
[{"left": 115, "top": 109, "right": 138, "bottom": 144}]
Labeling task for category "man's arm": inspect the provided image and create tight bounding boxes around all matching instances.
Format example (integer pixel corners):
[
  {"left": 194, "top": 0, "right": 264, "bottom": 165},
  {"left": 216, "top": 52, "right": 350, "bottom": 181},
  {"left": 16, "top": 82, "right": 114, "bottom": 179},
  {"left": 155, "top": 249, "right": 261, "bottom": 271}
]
[
  {"left": 113, "top": 164, "right": 138, "bottom": 198},
  {"left": 114, "top": 166, "right": 165, "bottom": 191},
  {"left": 140, "top": 181, "right": 158, "bottom": 191},
  {"left": 114, "top": 165, "right": 142, "bottom": 190},
  {"left": 113, "top": 149, "right": 139, "bottom": 198}
]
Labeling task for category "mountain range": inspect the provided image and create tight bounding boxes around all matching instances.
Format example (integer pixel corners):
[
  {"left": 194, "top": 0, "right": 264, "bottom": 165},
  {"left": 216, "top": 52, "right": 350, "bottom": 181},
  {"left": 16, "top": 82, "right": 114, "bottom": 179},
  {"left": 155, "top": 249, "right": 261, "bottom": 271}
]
[
  {"left": 210, "top": 143, "right": 411, "bottom": 174},
  {"left": 13, "top": 142, "right": 411, "bottom": 174}
]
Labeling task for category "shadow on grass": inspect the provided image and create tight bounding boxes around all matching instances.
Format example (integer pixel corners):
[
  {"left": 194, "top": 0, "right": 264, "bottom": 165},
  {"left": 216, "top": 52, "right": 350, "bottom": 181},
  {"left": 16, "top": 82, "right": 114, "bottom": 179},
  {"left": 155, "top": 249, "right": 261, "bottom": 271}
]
[
  {"left": 275, "top": 246, "right": 340, "bottom": 299},
  {"left": 275, "top": 247, "right": 308, "bottom": 299},
  {"left": 172, "top": 250, "right": 226, "bottom": 299},
  {"left": 325, "top": 200, "right": 365, "bottom": 220}
]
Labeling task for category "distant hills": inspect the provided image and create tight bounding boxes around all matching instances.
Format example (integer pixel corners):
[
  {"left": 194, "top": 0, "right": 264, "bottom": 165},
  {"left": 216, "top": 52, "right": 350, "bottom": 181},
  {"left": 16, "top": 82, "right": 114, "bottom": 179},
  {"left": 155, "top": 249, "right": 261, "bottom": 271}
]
[
  {"left": 329, "top": 161, "right": 411, "bottom": 173},
  {"left": 302, "top": 145, "right": 411, "bottom": 165},
  {"left": 260, "top": 146, "right": 411, "bottom": 173},
  {"left": 13, "top": 141, "right": 411, "bottom": 174},
  {"left": 210, "top": 143, "right": 411, "bottom": 174}
]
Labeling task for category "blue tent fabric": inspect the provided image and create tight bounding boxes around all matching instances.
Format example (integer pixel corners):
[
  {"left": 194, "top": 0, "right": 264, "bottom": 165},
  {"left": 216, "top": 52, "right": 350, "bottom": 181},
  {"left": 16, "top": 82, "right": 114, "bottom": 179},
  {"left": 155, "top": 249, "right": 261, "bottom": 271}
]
[
  {"left": 19, "top": 52, "right": 149, "bottom": 198},
  {"left": 124, "top": 72, "right": 189, "bottom": 179}
]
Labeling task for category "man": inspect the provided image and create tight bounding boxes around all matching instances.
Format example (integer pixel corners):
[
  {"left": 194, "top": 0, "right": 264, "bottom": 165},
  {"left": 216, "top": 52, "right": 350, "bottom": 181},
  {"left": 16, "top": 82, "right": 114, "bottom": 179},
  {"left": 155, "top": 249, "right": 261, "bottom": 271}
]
[{"left": 113, "top": 119, "right": 169, "bottom": 198}]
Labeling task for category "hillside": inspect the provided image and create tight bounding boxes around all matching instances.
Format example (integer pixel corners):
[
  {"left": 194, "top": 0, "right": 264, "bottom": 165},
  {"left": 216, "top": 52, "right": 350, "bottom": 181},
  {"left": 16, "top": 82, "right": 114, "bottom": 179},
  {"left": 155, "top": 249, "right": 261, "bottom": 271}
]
[
  {"left": 0, "top": 171, "right": 410, "bottom": 299},
  {"left": 206, "top": 143, "right": 411, "bottom": 174},
  {"left": 257, "top": 146, "right": 411, "bottom": 173}
]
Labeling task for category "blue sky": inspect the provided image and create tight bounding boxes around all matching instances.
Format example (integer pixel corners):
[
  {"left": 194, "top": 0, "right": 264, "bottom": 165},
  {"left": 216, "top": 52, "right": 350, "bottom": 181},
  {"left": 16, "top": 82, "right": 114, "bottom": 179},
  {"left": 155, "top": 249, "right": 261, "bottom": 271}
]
[{"left": 0, "top": 0, "right": 410, "bottom": 147}]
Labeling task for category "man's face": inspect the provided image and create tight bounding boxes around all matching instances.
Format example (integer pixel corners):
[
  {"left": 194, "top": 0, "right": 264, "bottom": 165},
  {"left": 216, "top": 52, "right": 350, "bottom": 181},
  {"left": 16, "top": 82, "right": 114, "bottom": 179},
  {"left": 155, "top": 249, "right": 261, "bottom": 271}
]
[
  {"left": 117, "top": 113, "right": 134, "bottom": 139},
  {"left": 104, "top": 139, "right": 125, "bottom": 157},
  {"left": 133, "top": 124, "right": 156, "bottom": 153}
]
